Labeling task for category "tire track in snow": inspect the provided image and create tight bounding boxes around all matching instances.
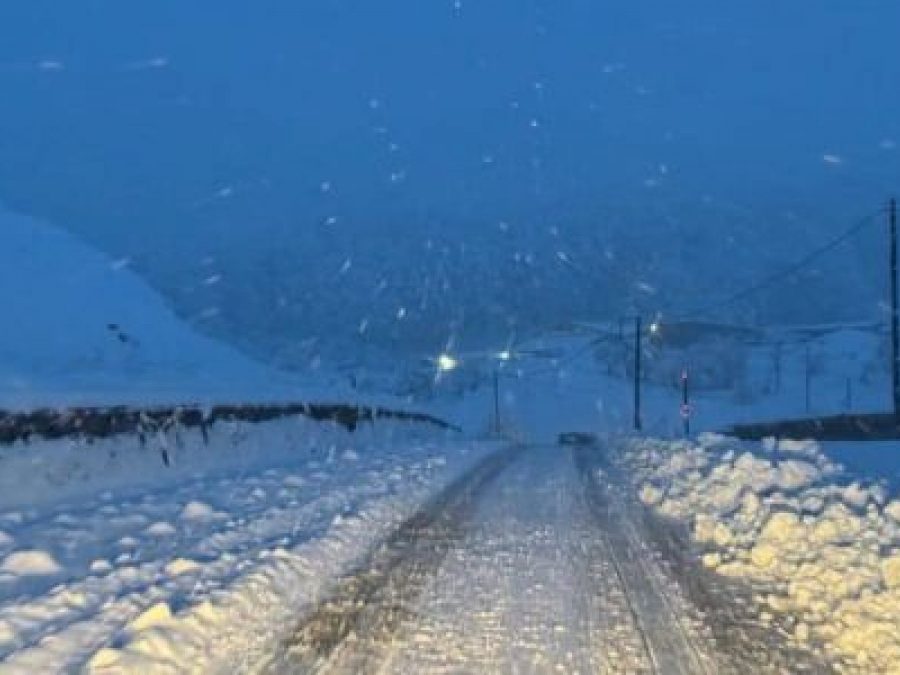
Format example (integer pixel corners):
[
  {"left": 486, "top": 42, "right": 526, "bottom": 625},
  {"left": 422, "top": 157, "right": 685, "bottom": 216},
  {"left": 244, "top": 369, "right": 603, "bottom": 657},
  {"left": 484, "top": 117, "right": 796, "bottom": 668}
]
[
  {"left": 574, "top": 445, "right": 716, "bottom": 674},
  {"left": 576, "top": 441, "right": 834, "bottom": 674},
  {"left": 265, "top": 444, "right": 523, "bottom": 673},
  {"left": 348, "top": 445, "right": 621, "bottom": 674},
  {"left": 279, "top": 445, "right": 684, "bottom": 674},
  {"left": 272, "top": 442, "right": 822, "bottom": 674}
]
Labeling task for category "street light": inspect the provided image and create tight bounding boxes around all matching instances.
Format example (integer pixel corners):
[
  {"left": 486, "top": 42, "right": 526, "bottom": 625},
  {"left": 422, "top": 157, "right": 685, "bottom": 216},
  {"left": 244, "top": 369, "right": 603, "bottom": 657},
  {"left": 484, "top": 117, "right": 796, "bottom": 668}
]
[{"left": 436, "top": 353, "right": 459, "bottom": 372}]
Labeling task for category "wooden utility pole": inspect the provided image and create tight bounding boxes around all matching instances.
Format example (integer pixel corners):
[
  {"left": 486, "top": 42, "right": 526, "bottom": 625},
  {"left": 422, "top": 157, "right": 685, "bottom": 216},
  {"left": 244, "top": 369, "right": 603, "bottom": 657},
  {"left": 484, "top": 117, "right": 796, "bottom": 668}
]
[
  {"left": 773, "top": 342, "right": 782, "bottom": 394},
  {"left": 805, "top": 343, "right": 812, "bottom": 414},
  {"left": 634, "top": 316, "right": 642, "bottom": 431},
  {"left": 891, "top": 197, "right": 900, "bottom": 419},
  {"left": 845, "top": 377, "right": 853, "bottom": 412},
  {"left": 492, "top": 370, "right": 501, "bottom": 432}
]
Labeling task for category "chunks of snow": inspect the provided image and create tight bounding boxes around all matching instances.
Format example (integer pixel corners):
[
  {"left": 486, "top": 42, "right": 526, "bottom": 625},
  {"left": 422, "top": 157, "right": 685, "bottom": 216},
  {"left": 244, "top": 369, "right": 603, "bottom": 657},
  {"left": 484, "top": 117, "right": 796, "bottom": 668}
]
[
  {"left": 0, "top": 418, "right": 489, "bottom": 672},
  {"left": 882, "top": 554, "right": 900, "bottom": 589},
  {"left": 165, "top": 558, "right": 202, "bottom": 577},
  {"left": 638, "top": 483, "right": 664, "bottom": 506},
  {"left": 625, "top": 436, "right": 900, "bottom": 673},
  {"left": 179, "top": 501, "right": 218, "bottom": 521},
  {"left": 886, "top": 500, "right": 900, "bottom": 523},
  {"left": 89, "top": 559, "right": 112, "bottom": 574},
  {"left": 127, "top": 602, "right": 173, "bottom": 633},
  {"left": 146, "top": 521, "right": 177, "bottom": 537},
  {"left": 0, "top": 618, "right": 16, "bottom": 649},
  {"left": 0, "top": 549, "right": 62, "bottom": 576},
  {"left": 774, "top": 460, "right": 820, "bottom": 491},
  {"left": 775, "top": 438, "right": 820, "bottom": 457}
]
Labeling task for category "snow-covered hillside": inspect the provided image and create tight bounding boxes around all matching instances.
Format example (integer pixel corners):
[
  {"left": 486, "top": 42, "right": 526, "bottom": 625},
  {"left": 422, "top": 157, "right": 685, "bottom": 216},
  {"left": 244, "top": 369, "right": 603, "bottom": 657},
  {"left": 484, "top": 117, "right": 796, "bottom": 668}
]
[{"left": 0, "top": 207, "right": 353, "bottom": 409}]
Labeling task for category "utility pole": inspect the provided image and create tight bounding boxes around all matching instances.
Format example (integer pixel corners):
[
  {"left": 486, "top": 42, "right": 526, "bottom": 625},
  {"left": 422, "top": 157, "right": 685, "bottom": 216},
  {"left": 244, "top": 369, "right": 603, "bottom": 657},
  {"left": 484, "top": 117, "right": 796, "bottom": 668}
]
[
  {"left": 773, "top": 342, "right": 782, "bottom": 394},
  {"left": 492, "top": 370, "right": 501, "bottom": 433},
  {"left": 634, "top": 316, "right": 642, "bottom": 431},
  {"left": 805, "top": 343, "right": 812, "bottom": 414},
  {"left": 845, "top": 377, "right": 853, "bottom": 413},
  {"left": 891, "top": 197, "right": 900, "bottom": 419}
]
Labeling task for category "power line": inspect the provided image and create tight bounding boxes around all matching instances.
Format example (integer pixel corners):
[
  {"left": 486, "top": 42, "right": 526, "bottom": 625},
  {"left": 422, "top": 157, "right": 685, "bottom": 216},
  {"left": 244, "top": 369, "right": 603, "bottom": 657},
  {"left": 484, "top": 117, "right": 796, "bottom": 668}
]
[
  {"left": 508, "top": 208, "right": 885, "bottom": 380},
  {"left": 505, "top": 337, "right": 602, "bottom": 379},
  {"left": 680, "top": 209, "right": 883, "bottom": 319},
  {"left": 443, "top": 206, "right": 889, "bottom": 389}
]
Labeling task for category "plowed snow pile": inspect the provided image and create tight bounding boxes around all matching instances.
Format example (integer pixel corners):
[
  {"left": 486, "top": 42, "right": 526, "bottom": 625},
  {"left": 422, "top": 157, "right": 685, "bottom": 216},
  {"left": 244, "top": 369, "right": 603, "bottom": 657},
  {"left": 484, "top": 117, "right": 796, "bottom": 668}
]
[
  {"left": 0, "top": 417, "right": 492, "bottom": 673},
  {"left": 625, "top": 434, "right": 900, "bottom": 674}
]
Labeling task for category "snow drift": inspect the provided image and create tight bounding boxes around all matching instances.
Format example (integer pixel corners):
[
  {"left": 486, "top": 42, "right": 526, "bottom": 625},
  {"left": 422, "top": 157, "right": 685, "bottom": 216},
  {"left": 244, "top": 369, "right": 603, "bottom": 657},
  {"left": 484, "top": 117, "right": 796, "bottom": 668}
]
[{"left": 626, "top": 434, "right": 900, "bottom": 673}]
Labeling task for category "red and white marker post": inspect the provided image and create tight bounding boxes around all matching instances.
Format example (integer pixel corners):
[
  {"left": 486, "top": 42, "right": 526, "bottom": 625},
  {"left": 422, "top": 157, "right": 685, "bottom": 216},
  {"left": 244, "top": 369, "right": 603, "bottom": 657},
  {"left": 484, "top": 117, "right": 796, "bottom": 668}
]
[{"left": 680, "top": 368, "right": 691, "bottom": 438}]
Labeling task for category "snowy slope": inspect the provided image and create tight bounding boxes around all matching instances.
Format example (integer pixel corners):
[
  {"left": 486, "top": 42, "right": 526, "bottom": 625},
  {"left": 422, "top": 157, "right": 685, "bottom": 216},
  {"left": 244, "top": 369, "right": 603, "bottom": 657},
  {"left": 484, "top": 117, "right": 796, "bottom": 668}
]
[{"left": 0, "top": 207, "right": 356, "bottom": 409}]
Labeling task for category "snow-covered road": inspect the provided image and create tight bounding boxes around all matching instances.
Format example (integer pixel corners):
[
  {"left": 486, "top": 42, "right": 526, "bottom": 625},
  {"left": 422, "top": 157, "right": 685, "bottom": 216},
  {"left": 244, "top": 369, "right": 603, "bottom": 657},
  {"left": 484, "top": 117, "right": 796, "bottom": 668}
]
[{"left": 269, "top": 442, "right": 826, "bottom": 674}]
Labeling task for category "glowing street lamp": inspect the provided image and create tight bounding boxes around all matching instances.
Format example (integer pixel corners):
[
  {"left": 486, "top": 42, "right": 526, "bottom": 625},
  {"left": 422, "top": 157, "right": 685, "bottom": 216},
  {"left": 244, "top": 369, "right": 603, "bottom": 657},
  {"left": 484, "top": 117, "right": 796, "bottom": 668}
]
[{"left": 436, "top": 353, "right": 459, "bottom": 373}]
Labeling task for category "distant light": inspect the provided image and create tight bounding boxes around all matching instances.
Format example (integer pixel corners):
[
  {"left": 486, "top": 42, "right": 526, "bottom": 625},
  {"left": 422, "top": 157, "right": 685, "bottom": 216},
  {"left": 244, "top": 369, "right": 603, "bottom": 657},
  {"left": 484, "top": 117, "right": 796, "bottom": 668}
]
[
  {"left": 437, "top": 353, "right": 459, "bottom": 372},
  {"left": 496, "top": 350, "right": 512, "bottom": 362},
  {"left": 649, "top": 322, "right": 660, "bottom": 335}
]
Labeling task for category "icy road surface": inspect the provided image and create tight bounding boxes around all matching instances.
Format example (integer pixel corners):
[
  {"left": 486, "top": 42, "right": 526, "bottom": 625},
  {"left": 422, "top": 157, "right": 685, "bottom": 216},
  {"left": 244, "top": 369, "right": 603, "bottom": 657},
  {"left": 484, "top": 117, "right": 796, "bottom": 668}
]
[{"left": 267, "top": 443, "right": 826, "bottom": 674}]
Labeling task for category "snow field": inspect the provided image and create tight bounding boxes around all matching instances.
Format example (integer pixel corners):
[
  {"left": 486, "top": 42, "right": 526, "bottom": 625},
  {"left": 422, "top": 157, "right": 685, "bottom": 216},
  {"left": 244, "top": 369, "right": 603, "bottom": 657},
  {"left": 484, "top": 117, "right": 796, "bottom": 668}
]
[
  {"left": 0, "top": 416, "right": 492, "bottom": 672},
  {"left": 626, "top": 434, "right": 900, "bottom": 673},
  {"left": 0, "top": 206, "right": 376, "bottom": 411}
]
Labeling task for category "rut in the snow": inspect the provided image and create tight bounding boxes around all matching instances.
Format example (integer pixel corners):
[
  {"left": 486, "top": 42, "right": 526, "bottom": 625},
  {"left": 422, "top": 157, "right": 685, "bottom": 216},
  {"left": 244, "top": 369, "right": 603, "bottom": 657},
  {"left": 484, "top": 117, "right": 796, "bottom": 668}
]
[
  {"left": 574, "top": 445, "right": 719, "bottom": 674},
  {"left": 265, "top": 444, "right": 522, "bottom": 673},
  {"left": 574, "top": 443, "right": 835, "bottom": 674},
  {"left": 269, "top": 442, "right": 833, "bottom": 674}
]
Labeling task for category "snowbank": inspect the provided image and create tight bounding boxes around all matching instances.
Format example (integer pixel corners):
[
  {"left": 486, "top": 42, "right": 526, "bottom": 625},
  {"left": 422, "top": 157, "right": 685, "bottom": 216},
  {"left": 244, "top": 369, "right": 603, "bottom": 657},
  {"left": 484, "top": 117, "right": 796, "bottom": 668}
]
[
  {"left": 0, "top": 413, "right": 455, "bottom": 513},
  {"left": 0, "top": 416, "right": 488, "bottom": 671},
  {"left": 626, "top": 434, "right": 900, "bottom": 673}
]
